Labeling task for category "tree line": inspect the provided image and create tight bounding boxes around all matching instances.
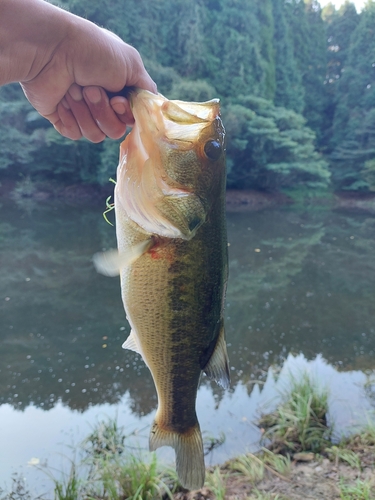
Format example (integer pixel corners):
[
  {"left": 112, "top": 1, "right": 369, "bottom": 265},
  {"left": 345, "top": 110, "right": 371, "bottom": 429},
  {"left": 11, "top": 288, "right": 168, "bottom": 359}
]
[{"left": 1, "top": 0, "right": 374, "bottom": 194}]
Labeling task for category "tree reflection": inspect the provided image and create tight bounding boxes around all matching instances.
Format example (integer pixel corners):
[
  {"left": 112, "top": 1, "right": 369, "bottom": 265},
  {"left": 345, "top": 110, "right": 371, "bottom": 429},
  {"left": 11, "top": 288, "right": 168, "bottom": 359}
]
[{"left": 1, "top": 202, "right": 375, "bottom": 414}]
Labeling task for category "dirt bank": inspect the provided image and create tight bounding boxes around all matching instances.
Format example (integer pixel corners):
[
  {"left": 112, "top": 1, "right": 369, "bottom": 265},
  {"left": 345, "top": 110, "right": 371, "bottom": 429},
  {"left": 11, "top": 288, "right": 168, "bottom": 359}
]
[
  {"left": 176, "top": 443, "right": 375, "bottom": 500},
  {"left": 4, "top": 178, "right": 375, "bottom": 215}
]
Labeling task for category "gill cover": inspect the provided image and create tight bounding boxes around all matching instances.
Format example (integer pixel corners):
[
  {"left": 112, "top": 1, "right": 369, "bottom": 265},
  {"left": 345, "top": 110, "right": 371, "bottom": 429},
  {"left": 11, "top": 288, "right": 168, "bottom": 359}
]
[{"left": 115, "top": 90, "right": 222, "bottom": 240}]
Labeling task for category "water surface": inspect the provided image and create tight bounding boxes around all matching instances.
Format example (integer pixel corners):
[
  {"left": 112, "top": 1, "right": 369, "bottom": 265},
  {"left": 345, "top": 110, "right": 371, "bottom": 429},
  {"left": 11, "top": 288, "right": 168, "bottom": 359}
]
[{"left": 1, "top": 199, "right": 375, "bottom": 494}]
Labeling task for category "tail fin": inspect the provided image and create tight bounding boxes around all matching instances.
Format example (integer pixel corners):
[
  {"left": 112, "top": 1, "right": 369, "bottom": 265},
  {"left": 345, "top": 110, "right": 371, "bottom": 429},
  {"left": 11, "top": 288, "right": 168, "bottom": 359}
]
[{"left": 149, "top": 420, "right": 205, "bottom": 490}]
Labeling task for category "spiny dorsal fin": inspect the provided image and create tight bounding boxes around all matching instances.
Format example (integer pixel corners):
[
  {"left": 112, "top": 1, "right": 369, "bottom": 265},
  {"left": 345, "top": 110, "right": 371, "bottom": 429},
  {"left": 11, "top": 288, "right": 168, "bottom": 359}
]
[
  {"left": 203, "top": 321, "right": 230, "bottom": 389},
  {"left": 93, "top": 238, "right": 153, "bottom": 276}
]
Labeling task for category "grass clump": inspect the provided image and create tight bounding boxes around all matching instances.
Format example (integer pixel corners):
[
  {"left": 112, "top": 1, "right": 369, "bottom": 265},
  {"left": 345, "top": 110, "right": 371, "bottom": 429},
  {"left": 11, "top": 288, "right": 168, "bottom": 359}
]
[
  {"left": 338, "top": 478, "right": 375, "bottom": 500},
  {"left": 32, "top": 417, "right": 176, "bottom": 500},
  {"left": 88, "top": 453, "right": 174, "bottom": 500},
  {"left": 260, "top": 449, "right": 291, "bottom": 477},
  {"left": 205, "top": 466, "right": 227, "bottom": 500},
  {"left": 248, "top": 491, "right": 289, "bottom": 500},
  {"left": 53, "top": 464, "right": 81, "bottom": 500},
  {"left": 327, "top": 446, "right": 362, "bottom": 470},
  {"left": 258, "top": 373, "right": 330, "bottom": 454},
  {"left": 229, "top": 454, "right": 265, "bottom": 483}
]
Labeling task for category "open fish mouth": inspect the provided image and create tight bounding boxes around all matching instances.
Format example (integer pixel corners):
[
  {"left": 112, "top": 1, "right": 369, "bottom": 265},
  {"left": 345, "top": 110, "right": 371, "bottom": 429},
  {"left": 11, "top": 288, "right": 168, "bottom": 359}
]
[{"left": 116, "top": 90, "right": 224, "bottom": 240}]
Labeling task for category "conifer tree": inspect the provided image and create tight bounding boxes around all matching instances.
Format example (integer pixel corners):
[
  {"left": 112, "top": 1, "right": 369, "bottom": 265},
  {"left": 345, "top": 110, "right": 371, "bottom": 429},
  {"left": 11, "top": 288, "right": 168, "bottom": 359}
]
[
  {"left": 271, "top": 0, "right": 304, "bottom": 113},
  {"left": 330, "top": 1, "right": 375, "bottom": 189},
  {"left": 322, "top": 2, "right": 359, "bottom": 151}
]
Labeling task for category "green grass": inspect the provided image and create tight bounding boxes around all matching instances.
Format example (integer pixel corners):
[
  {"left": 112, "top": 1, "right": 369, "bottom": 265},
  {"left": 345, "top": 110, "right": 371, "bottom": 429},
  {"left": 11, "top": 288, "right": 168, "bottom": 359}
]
[
  {"left": 88, "top": 453, "right": 174, "bottom": 500},
  {"left": 53, "top": 464, "right": 81, "bottom": 500},
  {"left": 82, "top": 418, "right": 127, "bottom": 459},
  {"left": 259, "top": 373, "right": 331, "bottom": 454},
  {"left": 229, "top": 453, "right": 265, "bottom": 483},
  {"left": 338, "top": 478, "right": 375, "bottom": 500},
  {"left": 260, "top": 449, "right": 291, "bottom": 477},
  {"left": 327, "top": 446, "right": 362, "bottom": 469},
  {"left": 4, "top": 389, "right": 374, "bottom": 499},
  {"left": 248, "top": 491, "right": 289, "bottom": 500},
  {"left": 205, "top": 466, "right": 227, "bottom": 500}
]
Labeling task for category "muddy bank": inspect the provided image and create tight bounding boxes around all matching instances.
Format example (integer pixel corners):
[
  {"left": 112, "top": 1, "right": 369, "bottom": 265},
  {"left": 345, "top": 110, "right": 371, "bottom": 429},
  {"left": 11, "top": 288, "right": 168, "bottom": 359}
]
[
  {"left": 1, "top": 181, "right": 291, "bottom": 211},
  {"left": 3, "top": 178, "right": 375, "bottom": 215},
  {"left": 225, "top": 189, "right": 292, "bottom": 212},
  {"left": 334, "top": 190, "right": 375, "bottom": 214},
  {"left": 176, "top": 451, "right": 375, "bottom": 500}
]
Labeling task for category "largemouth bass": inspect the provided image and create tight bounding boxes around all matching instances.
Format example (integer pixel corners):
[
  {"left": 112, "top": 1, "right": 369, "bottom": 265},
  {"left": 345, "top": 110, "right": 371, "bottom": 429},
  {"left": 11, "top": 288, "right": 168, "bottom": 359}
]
[{"left": 95, "top": 89, "right": 229, "bottom": 490}]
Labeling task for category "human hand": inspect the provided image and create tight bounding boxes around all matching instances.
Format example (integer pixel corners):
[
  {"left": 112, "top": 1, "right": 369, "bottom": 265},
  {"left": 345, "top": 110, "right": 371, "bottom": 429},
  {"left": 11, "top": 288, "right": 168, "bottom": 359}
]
[
  {"left": 21, "top": 26, "right": 156, "bottom": 143},
  {"left": 0, "top": 0, "right": 156, "bottom": 142}
]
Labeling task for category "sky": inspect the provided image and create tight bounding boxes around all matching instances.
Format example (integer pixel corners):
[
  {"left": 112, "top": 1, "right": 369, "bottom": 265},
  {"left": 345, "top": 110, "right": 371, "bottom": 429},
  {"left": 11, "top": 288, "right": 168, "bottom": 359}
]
[{"left": 318, "top": 0, "right": 366, "bottom": 11}]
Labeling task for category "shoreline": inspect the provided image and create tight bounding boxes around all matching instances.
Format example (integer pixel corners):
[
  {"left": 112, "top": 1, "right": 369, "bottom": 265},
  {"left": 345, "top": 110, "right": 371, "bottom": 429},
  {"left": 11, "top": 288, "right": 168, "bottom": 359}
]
[{"left": 2, "top": 178, "right": 375, "bottom": 214}]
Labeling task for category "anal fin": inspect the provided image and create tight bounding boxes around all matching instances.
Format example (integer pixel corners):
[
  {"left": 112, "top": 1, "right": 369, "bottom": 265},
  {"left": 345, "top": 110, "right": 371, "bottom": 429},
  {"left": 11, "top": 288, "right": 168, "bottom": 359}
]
[
  {"left": 122, "top": 329, "right": 141, "bottom": 354},
  {"left": 203, "top": 321, "right": 230, "bottom": 389},
  {"left": 122, "top": 330, "right": 149, "bottom": 367}
]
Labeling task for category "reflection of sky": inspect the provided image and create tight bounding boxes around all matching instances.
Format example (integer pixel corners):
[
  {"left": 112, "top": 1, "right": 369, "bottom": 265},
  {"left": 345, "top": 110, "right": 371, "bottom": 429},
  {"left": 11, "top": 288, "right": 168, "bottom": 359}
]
[
  {"left": 318, "top": 0, "right": 365, "bottom": 11},
  {"left": 1, "top": 354, "right": 373, "bottom": 497},
  {"left": 2, "top": 202, "right": 375, "bottom": 495}
]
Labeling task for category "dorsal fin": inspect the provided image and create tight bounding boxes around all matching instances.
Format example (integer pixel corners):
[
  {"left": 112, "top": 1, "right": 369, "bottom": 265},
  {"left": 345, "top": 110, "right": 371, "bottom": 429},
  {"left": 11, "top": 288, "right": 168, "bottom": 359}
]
[{"left": 203, "top": 321, "right": 230, "bottom": 389}]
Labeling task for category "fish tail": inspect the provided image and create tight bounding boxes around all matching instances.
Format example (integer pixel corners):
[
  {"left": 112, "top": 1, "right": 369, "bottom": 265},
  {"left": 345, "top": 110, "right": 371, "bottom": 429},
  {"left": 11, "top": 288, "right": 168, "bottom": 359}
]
[{"left": 149, "top": 420, "right": 205, "bottom": 490}]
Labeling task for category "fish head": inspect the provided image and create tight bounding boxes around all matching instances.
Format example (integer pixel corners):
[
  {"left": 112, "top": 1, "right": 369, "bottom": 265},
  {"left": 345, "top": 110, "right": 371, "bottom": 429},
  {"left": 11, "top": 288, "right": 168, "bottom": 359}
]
[{"left": 115, "top": 90, "right": 226, "bottom": 240}]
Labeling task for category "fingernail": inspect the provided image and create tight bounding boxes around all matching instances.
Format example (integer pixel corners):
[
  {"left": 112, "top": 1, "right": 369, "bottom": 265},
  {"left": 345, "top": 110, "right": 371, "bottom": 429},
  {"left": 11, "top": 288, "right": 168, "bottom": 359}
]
[
  {"left": 84, "top": 87, "right": 102, "bottom": 104},
  {"left": 111, "top": 102, "right": 127, "bottom": 115},
  {"left": 68, "top": 84, "right": 83, "bottom": 101},
  {"left": 61, "top": 97, "right": 70, "bottom": 110}
]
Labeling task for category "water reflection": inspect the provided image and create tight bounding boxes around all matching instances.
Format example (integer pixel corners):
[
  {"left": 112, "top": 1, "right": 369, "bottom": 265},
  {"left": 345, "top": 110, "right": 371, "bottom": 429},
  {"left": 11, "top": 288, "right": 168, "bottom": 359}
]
[{"left": 1, "top": 201, "right": 375, "bottom": 418}]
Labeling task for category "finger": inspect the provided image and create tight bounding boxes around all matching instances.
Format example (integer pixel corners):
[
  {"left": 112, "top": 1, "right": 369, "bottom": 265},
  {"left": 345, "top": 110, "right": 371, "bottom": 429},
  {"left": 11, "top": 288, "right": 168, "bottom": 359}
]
[
  {"left": 45, "top": 98, "right": 83, "bottom": 140},
  {"left": 65, "top": 84, "right": 106, "bottom": 143},
  {"left": 135, "top": 73, "right": 157, "bottom": 95},
  {"left": 121, "top": 44, "right": 157, "bottom": 94},
  {"left": 83, "top": 87, "right": 128, "bottom": 139},
  {"left": 109, "top": 96, "right": 134, "bottom": 127}
]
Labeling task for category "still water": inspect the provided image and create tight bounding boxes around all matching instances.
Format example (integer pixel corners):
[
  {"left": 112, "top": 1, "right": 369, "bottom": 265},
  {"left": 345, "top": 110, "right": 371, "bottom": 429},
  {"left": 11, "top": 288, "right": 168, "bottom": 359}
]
[{"left": 1, "top": 199, "right": 375, "bottom": 494}]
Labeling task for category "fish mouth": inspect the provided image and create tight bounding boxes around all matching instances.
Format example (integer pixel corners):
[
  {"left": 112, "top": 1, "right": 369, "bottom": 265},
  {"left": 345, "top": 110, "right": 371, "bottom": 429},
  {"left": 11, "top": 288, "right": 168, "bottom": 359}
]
[
  {"left": 116, "top": 90, "right": 222, "bottom": 240},
  {"left": 129, "top": 89, "right": 220, "bottom": 146}
]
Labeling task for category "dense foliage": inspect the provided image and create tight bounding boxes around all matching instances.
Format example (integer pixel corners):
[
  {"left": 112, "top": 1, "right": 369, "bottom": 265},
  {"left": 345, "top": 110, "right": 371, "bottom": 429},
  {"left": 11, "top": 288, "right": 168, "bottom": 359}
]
[{"left": 0, "top": 0, "right": 374, "bottom": 193}]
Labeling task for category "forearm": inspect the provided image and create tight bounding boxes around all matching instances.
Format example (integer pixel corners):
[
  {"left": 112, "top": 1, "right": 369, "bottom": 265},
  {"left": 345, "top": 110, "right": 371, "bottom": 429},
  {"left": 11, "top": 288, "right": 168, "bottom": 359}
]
[{"left": 0, "top": 0, "right": 75, "bottom": 85}]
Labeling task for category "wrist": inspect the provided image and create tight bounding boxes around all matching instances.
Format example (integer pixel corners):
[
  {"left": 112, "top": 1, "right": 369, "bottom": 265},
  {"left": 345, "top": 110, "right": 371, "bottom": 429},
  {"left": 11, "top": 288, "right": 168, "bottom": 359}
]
[{"left": 0, "top": 0, "right": 74, "bottom": 85}]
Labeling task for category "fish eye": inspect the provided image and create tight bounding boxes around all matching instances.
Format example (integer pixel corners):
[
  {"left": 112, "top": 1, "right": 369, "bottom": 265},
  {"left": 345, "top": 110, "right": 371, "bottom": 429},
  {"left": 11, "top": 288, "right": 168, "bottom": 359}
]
[{"left": 204, "top": 140, "right": 222, "bottom": 161}]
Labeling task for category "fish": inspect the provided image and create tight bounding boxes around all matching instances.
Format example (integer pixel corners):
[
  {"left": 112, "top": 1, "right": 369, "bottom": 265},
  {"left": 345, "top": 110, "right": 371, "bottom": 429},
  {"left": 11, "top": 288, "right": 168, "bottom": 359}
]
[{"left": 94, "top": 89, "right": 229, "bottom": 490}]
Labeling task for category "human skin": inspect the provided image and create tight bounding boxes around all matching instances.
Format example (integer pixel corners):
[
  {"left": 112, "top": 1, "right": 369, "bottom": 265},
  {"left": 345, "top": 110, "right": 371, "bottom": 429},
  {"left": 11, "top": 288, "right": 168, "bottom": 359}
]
[{"left": 0, "top": 0, "right": 157, "bottom": 142}]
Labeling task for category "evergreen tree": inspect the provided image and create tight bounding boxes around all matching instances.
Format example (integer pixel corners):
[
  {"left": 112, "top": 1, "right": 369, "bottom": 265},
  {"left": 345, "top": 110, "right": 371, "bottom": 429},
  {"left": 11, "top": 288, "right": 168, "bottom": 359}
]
[
  {"left": 223, "top": 95, "right": 330, "bottom": 191},
  {"left": 271, "top": 0, "right": 304, "bottom": 113},
  {"left": 330, "top": 1, "right": 375, "bottom": 189},
  {"left": 303, "top": 0, "right": 328, "bottom": 138},
  {"left": 206, "top": 0, "right": 275, "bottom": 98},
  {"left": 0, "top": 85, "right": 41, "bottom": 174},
  {"left": 322, "top": 2, "right": 359, "bottom": 151},
  {"left": 285, "top": 0, "right": 327, "bottom": 137}
]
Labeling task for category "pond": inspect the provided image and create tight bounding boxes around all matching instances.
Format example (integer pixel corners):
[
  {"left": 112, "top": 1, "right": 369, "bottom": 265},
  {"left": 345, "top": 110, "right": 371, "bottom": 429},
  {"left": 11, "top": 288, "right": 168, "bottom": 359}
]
[{"left": 1, "top": 198, "right": 375, "bottom": 495}]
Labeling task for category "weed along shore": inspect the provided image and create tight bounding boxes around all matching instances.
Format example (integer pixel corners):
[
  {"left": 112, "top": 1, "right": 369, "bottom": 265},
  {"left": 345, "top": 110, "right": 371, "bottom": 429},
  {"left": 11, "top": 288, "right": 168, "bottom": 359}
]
[{"left": 2, "top": 374, "right": 374, "bottom": 500}]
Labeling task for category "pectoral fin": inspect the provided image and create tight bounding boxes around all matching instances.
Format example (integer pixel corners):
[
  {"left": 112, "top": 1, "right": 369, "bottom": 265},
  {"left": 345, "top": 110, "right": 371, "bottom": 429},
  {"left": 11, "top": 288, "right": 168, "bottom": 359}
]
[
  {"left": 93, "top": 238, "right": 153, "bottom": 276},
  {"left": 156, "top": 192, "right": 206, "bottom": 240},
  {"left": 203, "top": 321, "right": 230, "bottom": 389}
]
